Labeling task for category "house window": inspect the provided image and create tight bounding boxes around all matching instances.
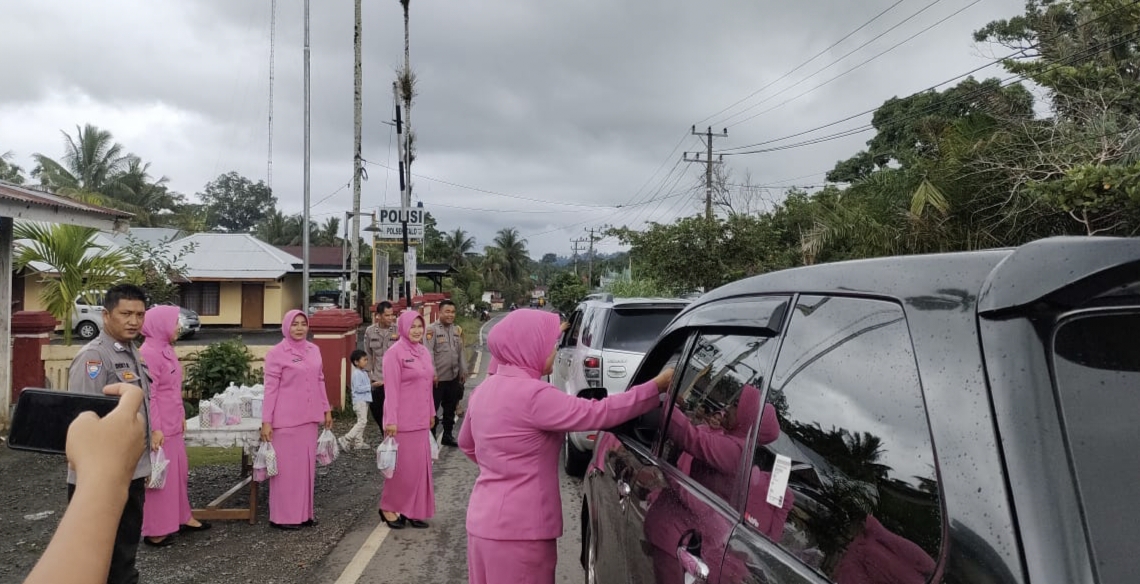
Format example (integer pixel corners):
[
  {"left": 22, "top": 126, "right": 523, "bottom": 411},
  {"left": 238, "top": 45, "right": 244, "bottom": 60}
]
[{"left": 182, "top": 282, "right": 220, "bottom": 316}]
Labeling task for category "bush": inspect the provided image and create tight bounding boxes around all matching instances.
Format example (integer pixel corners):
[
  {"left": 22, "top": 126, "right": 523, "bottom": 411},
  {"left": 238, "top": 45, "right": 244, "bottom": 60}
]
[
  {"left": 184, "top": 338, "right": 260, "bottom": 400},
  {"left": 605, "top": 278, "right": 676, "bottom": 298}
]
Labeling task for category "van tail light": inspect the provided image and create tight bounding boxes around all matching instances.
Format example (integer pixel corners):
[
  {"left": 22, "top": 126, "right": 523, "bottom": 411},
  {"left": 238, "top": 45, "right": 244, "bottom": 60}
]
[{"left": 583, "top": 356, "right": 602, "bottom": 385}]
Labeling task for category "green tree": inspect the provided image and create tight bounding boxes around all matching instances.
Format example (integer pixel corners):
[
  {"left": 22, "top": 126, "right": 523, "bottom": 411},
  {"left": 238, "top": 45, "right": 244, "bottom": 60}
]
[
  {"left": 120, "top": 234, "right": 197, "bottom": 305},
  {"left": 14, "top": 223, "right": 128, "bottom": 345},
  {"left": 199, "top": 171, "right": 276, "bottom": 232},
  {"left": 1, "top": 150, "right": 26, "bottom": 184},
  {"left": 548, "top": 271, "right": 589, "bottom": 313},
  {"left": 31, "top": 124, "right": 133, "bottom": 196},
  {"left": 441, "top": 228, "right": 475, "bottom": 268}
]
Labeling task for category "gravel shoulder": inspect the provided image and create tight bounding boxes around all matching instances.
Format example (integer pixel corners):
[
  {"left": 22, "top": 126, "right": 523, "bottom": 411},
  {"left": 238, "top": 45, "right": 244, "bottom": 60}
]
[{"left": 0, "top": 417, "right": 388, "bottom": 584}]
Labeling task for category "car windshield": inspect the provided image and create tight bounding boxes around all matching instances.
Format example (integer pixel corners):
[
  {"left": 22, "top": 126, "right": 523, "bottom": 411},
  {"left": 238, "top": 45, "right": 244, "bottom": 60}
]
[
  {"left": 601, "top": 307, "right": 681, "bottom": 353},
  {"left": 1052, "top": 310, "right": 1140, "bottom": 583}
]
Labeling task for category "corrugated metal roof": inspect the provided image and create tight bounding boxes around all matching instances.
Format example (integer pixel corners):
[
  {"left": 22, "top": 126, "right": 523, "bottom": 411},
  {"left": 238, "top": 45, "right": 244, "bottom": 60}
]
[
  {"left": 104, "top": 227, "right": 185, "bottom": 246},
  {"left": 0, "top": 181, "right": 132, "bottom": 219},
  {"left": 179, "top": 233, "right": 302, "bottom": 280}
]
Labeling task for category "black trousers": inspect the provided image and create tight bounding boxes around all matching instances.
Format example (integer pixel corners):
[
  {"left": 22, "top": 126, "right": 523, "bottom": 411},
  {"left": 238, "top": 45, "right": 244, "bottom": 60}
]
[
  {"left": 67, "top": 477, "right": 145, "bottom": 584},
  {"left": 369, "top": 384, "right": 386, "bottom": 432},
  {"left": 433, "top": 378, "right": 464, "bottom": 437}
]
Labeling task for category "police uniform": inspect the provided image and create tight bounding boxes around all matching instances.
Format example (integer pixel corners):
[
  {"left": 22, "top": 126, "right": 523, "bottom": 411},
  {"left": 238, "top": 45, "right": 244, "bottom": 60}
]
[
  {"left": 427, "top": 320, "right": 467, "bottom": 443},
  {"left": 66, "top": 331, "right": 152, "bottom": 584},
  {"left": 364, "top": 323, "right": 399, "bottom": 431}
]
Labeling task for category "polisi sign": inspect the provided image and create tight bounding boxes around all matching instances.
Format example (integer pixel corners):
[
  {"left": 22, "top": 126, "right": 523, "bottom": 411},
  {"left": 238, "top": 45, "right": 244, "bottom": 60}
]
[
  {"left": 377, "top": 207, "right": 424, "bottom": 225},
  {"left": 375, "top": 206, "right": 425, "bottom": 241}
]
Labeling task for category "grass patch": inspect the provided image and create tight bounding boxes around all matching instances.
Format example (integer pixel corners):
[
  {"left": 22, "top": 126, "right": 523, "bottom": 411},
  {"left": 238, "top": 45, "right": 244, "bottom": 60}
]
[{"left": 186, "top": 446, "right": 241, "bottom": 469}]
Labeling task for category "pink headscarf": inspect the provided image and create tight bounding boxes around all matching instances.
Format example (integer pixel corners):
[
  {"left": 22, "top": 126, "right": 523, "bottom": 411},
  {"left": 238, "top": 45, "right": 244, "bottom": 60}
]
[
  {"left": 281, "top": 309, "right": 310, "bottom": 356},
  {"left": 486, "top": 309, "right": 561, "bottom": 379},
  {"left": 140, "top": 305, "right": 180, "bottom": 362},
  {"left": 396, "top": 310, "right": 428, "bottom": 356}
]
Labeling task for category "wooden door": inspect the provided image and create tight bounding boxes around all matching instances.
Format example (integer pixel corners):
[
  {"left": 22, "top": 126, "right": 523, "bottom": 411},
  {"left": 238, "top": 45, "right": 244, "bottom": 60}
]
[{"left": 241, "top": 283, "right": 264, "bottom": 329}]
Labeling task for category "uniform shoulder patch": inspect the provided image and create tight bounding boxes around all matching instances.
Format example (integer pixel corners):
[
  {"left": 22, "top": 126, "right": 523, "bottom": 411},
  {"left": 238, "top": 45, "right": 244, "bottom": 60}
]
[
  {"left": 86, "top": 361, "right": 102, "bottom": 379},
  {"left": 426, "top": 330, "right": 434, "bottom": 340}
]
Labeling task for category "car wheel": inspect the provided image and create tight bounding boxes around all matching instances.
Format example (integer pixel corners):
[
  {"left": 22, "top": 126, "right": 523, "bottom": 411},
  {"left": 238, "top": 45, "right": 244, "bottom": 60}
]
[
  {"left": 564, "top": 436, "right": 590, "bottom": 477},
  {"left": 75, "top": 321, "right": 99, "bottom": 341}
]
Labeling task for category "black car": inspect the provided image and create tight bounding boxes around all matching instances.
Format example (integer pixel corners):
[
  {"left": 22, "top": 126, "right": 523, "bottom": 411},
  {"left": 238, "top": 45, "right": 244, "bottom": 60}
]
[{"left": 581, "top": 236, "right": 1140, "bottom": 584}]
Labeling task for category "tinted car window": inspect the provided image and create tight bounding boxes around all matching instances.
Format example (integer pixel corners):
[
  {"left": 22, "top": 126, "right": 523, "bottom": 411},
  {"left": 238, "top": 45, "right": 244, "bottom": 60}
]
[
  {"left": 659, "top": 333, "right": 778, "bottom": 505},
  {"left": 602, "top": 308, "right": 682, "bottom": 353},
  {"left": 755, "top": 296, "right": 942, "bottom": 582},
  {"left": 1052, "top": 310, "right": 1140, "bottom": 584}
]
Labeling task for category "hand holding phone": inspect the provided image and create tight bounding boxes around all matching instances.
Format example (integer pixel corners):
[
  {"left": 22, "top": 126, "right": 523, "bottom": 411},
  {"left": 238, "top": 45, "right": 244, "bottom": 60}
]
[
  {"left": 7, "top": 385, "right": 144, "bottom": 458},
  {"left": 66, "top": 383, "right": 147, "bottom": 484}
]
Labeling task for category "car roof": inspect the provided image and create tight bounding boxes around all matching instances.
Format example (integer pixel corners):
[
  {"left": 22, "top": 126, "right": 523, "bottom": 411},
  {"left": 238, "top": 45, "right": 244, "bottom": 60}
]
[{"left": 685, "top": 236, "right": 1140, "bottom": 316}]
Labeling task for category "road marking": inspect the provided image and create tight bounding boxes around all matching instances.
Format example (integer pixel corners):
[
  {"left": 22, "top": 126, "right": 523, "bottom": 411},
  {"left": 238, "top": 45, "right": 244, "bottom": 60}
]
[{"left": 333, "top": 522, "right": 391, "bottom": 584}]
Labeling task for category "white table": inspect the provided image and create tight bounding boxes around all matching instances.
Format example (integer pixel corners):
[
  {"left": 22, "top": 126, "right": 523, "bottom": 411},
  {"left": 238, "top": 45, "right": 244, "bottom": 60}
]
[{"left": 184, "top": 416, "right": 263, "bottom": 524}]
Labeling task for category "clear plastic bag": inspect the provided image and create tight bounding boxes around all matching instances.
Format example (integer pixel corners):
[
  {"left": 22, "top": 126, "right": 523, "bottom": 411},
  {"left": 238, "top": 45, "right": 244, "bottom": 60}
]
[
  {"left": 222, "top": 395, "right": 243, "bottom": 425},
  {"left": 376, "top": 436, "right": 398, "bottom": 479},
  {"left": 316, "top": 429, "right": 339, "bottom": 466},
  {"left": 147, "top": 447, "right": 169, "bottom": 490},
  {"left": 198, "top": 400, "right": 214, "bottom": 428},
  {"left": 428, "top": 431, "right": 440, "bottom": 461},
  {"left": 253, "top": 441, "right": 278, "bottom": 481}
]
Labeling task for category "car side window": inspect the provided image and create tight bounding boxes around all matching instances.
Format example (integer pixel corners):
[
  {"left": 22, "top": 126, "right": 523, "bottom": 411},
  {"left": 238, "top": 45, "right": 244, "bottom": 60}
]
[
  {"left": 658, "top": 332, "right": 778, "bottom": 506},
  {"left": 750, "top": 295, "right": 943, "bottom": 582},
  {"left": 580, "top": 308, "right": 599, "bottom": 348},
  {"left": 563, "top": 309, "right": 584, "bottom": 347}
]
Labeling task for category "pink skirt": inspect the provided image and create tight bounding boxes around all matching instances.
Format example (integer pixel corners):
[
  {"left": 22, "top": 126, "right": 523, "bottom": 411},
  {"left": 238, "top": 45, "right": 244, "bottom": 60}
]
[
  {"left": 378, "top": 428, "right": 434, "bottom": 520},
  {"left": 142, "top": 433, "right": 193, "bottom": 537},
  {"left": 467, "top": 534, "right": 556, "bottom": 584},
  {"left": 269, "top": 423, "right": 318, "bottom": 525}
]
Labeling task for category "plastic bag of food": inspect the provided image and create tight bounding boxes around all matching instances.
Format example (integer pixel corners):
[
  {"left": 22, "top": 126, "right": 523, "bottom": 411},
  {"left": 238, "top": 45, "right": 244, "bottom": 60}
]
[
  {"left": 428, "top": 431, "right": 440, "bottom": 461},
  {"left": 376, "top": 437, "right": 398, "bottom": 479},
  {"left": 222, "top": 395, "right": 243, "bottom": 425},
  {"left": 316, "top": 429, "right": 339, "bottom": 466},
  {"left": 147, "top": 447, "right": 169, "bottom": 489}
]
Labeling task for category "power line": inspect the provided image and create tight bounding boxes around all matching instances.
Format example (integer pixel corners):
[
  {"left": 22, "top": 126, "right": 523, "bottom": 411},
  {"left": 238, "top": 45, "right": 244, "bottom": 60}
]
[
  {"left": 361, "top": 159, "right": 600, "bottom": 208},
  {"left": 722, "top": 0, "right": 982, "bottom": 129},
  {"left": 698, "top": 0, "right": 909, "bottom": 127}
]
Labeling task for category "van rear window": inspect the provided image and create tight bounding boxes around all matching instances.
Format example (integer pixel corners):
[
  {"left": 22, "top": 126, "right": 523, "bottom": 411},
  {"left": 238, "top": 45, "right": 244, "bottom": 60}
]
[
  {"left": 601, "top": 308, "right": 681, "bottom": 353},
  {"left": 1052, "top": 311, "right": 1140, "bottom": 583}
]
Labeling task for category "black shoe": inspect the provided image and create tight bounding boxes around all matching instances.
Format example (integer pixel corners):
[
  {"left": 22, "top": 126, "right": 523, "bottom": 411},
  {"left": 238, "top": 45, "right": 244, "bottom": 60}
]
[
  {"left": 302, "top": 518, "right": 319, "bottom": 527},
  {"left": 143, "top": 536, "right": 175, "bottom": 547},
  {"left": 270, "top": 522, "right": 301, "bottom": 531},
  {"left": 406, "top": 518, "right": 429, "bottom": 529},
  {"left": 380, "top": 512, "right": 406, "bottom": 529},
  {"left": 440, "top": 435, "right": 458, "bottom": 447},
  {"left": 179, "top": 521, "right": 212, "bottom": 533}
]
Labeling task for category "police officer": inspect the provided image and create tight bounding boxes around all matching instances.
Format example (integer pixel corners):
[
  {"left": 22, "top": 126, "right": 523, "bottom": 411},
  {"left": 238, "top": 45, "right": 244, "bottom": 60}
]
[
  {"left": 428, "top": 299, "right": 467, "bottom": 446},
  {"left": 66, "top": 283, "right": 152, "bottom": 584},
  {"left": 364, "top": 301, "right": 399, "bottom": 435}
]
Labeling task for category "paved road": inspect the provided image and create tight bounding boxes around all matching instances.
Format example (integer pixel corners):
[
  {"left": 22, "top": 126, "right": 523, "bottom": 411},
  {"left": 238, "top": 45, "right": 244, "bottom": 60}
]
[{"left": 317, "top": 313, "right": 585, "bottom": 584}]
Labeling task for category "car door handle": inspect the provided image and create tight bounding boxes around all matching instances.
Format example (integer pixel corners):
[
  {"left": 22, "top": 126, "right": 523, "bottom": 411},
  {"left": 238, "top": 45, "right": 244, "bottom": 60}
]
[{"left": 676, "top": 547, "right": 710, "bottom": 582}]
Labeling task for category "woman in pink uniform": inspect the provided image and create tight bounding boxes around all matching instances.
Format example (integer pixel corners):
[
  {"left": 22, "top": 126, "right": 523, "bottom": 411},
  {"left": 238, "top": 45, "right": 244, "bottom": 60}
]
[
  {"left": 378, "top": 310, "right": 436, "bottom": 529},
  {"left": 260, "top": 309, "right": 333, "bottom": 530},
  {"left": 140, "top": 305, "right": 210, "bottom": 546},
  {"left": 459, "top": 309, "right": 675, "bottom": 583}
]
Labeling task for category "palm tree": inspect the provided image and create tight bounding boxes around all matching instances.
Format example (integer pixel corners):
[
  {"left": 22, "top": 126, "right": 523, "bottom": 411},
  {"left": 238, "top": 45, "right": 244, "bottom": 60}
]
[
  {"left": 1, "top": 150, "right": 26, "bottom": 184},
  {"left": 491, "top": 227, "right": 530, "bottom": 285},
  {"left": 31, "top": 124, "right": 133, "bottom": 196},
  {"left": 480, "top": 246, "right": 507, "bottom": 289},
  {"left": 442, "top": 228, "right": 475, "bottom": 268},
  {"left": 14, "top": 223, "right": 128, "bottom": 345}
]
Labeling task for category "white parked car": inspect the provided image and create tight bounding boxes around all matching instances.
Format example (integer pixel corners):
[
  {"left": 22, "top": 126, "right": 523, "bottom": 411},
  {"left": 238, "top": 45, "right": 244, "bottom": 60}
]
[{"left": 550, "top": 294, "right": 690, "bottom": 476}]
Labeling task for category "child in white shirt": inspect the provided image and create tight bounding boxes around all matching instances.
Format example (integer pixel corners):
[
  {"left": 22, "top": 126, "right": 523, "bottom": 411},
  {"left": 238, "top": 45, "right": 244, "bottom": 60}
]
[{"left": 339, "top": 350, "right": 373, "bottom": 451}]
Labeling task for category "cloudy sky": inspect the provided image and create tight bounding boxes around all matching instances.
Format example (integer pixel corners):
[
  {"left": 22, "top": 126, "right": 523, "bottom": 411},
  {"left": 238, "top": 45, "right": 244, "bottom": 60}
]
[{"left": 0, "top": 0, "right": 1027, "bottom": 257}]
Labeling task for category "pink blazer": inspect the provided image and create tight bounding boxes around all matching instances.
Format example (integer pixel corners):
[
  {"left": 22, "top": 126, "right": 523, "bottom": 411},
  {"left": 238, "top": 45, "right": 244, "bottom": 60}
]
[
  {"left": 139, "top": 306, "right": 185, "bottom": 436},
  {"left": 459, "top": 366, "right": 662, "bottom": 540},
  {"left": 381, "top": 338, "right": 435, "bottom": 430},
  {"left": 262, "top": 341, "right": 329, "bottom": 429}
]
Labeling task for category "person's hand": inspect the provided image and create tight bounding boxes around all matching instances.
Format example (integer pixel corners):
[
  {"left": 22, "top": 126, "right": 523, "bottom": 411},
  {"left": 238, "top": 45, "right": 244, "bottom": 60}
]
[
  {"left": 430, "top": 417, "right": 436, "bottom": 429},
  {"left": 433, "top": 375, "right": 439, "bottom": 387},
  {"left": 653, "top": 368, "right": 675, "bottom": 393},
  {"left": 560, "top": 321, "right": 571, "bottom": 332},
  {"left": 67, "top": 383, "right": 147, "bottom": 486},
  {"left": 151, "top": 430, "right": 165, "bottom": 452},
  {"left": 260, "top": 422, "right": 273, "bottom": 443},
  {"left": 183, "top": 418, "right": 187, "bottom": 433},
  {"left": 372, "top": 380, "right": 383, "bottom": 387},
  {"left": 324, "top": 411, "right": 333, "bottom": 429},
  {"left": 459, "top": 374, "right": 467, "bottom": 385},
  {"left": 384, "top": 424, "right": 397, "bottom": 437}
]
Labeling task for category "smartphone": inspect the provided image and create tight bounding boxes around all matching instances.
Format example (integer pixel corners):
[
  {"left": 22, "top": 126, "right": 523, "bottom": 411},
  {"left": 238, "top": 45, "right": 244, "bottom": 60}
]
[{"left": 7, "top": 389, "right": 120, "bottom": 455}]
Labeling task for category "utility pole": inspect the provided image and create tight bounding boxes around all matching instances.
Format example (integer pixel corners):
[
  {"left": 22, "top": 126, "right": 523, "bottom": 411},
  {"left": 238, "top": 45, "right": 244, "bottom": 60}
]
[
  {"left": 394, "top": 85, "right": 412, "bottom": 306},
  {"left": 301, "top": 0, "right": 311, "bottom": 314},
  {"left": 585, "top": 228, "right": 601, "bottom": 289},
  {"left": 571, "top": 238, "right": 587, "bottom": 276},
  {"left": 347, "top": 0, "right": 363, "bottom": 312},
  {"left": 267, "top": 0, "right": 276, "bottom": 191},
  {"left": 683, "top": 125, "right": 727, "bottom": 221}
]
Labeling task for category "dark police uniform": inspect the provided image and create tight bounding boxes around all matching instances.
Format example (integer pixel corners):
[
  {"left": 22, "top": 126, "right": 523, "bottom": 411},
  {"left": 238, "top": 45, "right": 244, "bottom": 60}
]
[
  {"left": 427, "top": 321, "right": 467, "bottom": 443},
  {"left": 67, "top": 331, "right": 152, "bottom": 584}
]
